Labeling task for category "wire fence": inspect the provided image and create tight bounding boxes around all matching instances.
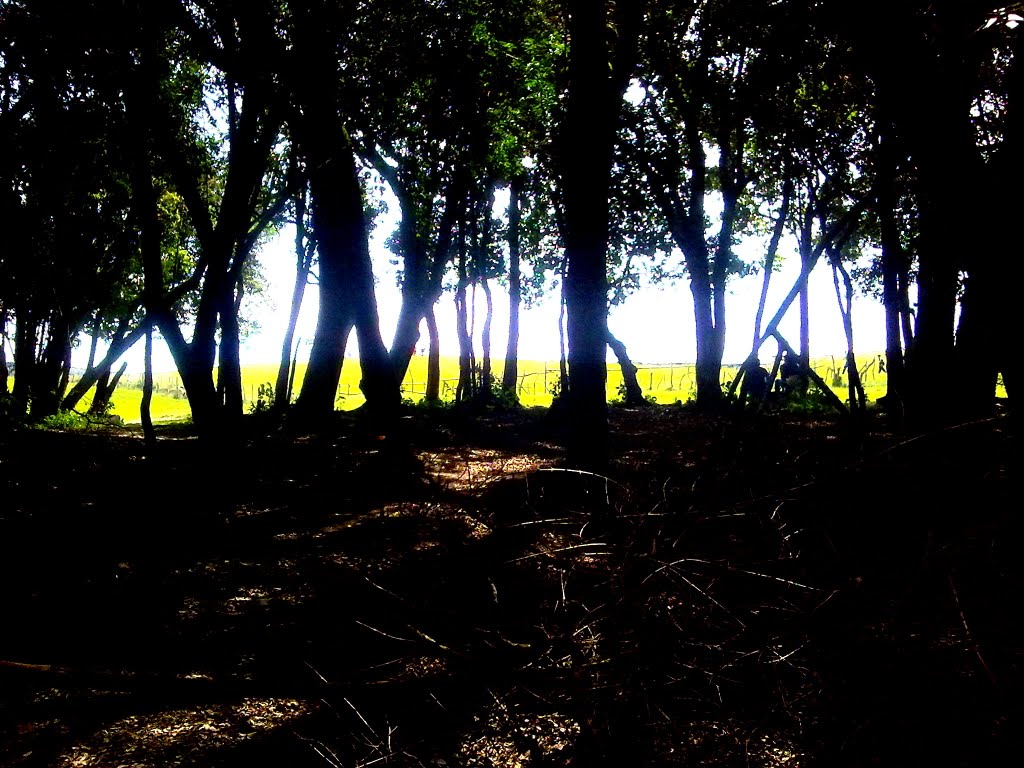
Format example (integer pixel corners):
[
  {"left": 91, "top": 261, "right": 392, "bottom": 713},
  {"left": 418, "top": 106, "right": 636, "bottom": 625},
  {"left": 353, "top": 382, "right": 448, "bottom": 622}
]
[{"left": 98, "top": 353, "right": 895, "bottom": 410}]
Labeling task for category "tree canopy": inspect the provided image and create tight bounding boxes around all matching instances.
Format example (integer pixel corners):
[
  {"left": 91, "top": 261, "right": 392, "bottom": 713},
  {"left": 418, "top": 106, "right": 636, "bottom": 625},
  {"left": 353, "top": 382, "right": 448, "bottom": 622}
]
[{"left": 0, "top": 0, "right": 1018, "bottom": 444}]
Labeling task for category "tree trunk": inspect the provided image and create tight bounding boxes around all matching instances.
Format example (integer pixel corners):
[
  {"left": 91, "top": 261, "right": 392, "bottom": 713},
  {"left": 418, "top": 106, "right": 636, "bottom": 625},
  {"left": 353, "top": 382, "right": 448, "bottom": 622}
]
[
  {"left": 828, "top": 244, "right": 866, "bottom": 417},
  {"left": 953, "top": 30, "right": 1023, "bottom": 421},
  {"left": 876, "top": 125, "right": 907, "bottom": 413},
  {"left": 217, "top": 277, "right": 244, "bottom": 425},
  {"left": 479, "top": 277, "right": 493, "bottom": 397},
  {"left": 90, "top": 361, "right": 127, "bottom": 415},
  {"left": 501, "top": 177, "right": 523, "bottom": 397},
  {"left": 86, "top": 314, "right": 102, "bottom": 372},
  {"left": 296, "top": 140, "right": 398, "bottom": 418},
  {"left": 11, "top": 310, "right": 34, "bottom": 410},
  {"left": 141, "top": 326, "right": 156, "bottom": 446},
  {"left": 295, "top": 273, "right": 353, "bottom": 416},
  {"left": 798, "top": 206, "right": 813, "bottom": 363},
  {"left": 425, "top": 307, "right": 441, "bottom": 403},
  {"left": 690, "top": 275, "right": 722, "bottom": 406},
  {"left": 560, "top": 0, "right": 612, "bottom": 466},
  {"left": 287, "top": 337, "right": 301, "bottom": 404},
  {"left": 275, "top": 190, "right": 312, "bottom": 410},
  {"left": 90, "top": 368, "right": 112, "bottom": 415},
  {"left": 774, "top": 332, "right": 848, "bottom": 416},
  {"left": 380, "top": 165, "right": 463, "bottom": 386},
  {"left": 62, "top": 319, "right": 148, "bottom": 412},
  {"left": 30, "top": 316, "right": 73, "bottom": 419},
  {"left": 860, "top": 2, "right": 975, "bottom": 426},
  {"left": 607, "top": 330, "right": 646, "bottom": 406},
  {"left": 753, "top": 178, "right": 792, "bottom": 348},
  {"left": 455, "top": 229, "right": 475, "bottom": 403},
  {"left": 0, "top": 314, "right": 8, "bottom": 396},
  {"left": 56, "top": 342, "right": 72, "bottom": 403}
]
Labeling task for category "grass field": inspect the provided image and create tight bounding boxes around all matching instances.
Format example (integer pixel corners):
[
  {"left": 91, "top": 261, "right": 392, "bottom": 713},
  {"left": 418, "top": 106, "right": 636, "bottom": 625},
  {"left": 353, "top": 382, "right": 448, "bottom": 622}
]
[{"left": 79, "top": 352, "right": 906, "bottom": 424}]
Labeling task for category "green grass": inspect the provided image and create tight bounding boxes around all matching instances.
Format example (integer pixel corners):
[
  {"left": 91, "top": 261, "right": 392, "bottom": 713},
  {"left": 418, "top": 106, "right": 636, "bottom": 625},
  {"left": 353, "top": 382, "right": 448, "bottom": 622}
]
[{"left": 80, "top": 351, "right": 1004, "bottom": 424}]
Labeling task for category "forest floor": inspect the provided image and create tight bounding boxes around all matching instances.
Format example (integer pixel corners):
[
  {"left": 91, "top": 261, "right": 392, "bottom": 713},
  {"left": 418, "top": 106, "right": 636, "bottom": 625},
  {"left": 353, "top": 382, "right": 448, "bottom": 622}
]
[{"left": 0, "top": 402, "right": 1018, "bottom": 767}]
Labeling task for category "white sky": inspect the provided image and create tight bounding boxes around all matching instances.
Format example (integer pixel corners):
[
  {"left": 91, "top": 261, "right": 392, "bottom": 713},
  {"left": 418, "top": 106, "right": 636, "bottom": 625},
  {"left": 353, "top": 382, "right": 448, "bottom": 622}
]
[{"left": 235, "top": 222, "right": 886, "bottom": 373}]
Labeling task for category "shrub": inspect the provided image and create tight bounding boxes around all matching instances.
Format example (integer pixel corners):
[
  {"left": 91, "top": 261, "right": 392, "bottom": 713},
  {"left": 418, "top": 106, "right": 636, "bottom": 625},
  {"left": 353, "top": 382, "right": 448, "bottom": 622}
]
[
  {"left": 249, "top": 382, "right": 275, "bottom": 414},
  {"left": 38, "top": 410, "right": 91, "bottom": 431}
]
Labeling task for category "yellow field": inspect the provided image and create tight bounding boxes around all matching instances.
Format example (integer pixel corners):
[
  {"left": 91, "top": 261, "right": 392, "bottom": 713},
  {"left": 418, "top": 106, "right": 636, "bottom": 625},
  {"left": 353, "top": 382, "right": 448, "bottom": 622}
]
[{"left": 90, "top": 353, "right": 909, "bottom": 424}]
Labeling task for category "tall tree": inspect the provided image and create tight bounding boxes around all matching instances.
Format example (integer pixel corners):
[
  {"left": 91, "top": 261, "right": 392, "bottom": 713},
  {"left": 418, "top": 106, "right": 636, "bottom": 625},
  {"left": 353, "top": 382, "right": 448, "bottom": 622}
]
[
  {"left": 284, "top": 0, "right": 401, "bottom": 419},
  {"left": 554, "top": 0, "right": 644, "bottom": 464}
]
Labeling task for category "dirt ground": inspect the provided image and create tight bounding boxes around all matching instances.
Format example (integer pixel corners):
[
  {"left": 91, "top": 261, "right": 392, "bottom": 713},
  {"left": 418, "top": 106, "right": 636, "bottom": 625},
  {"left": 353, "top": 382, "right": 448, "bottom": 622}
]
[{"left": 0, "top": 403, "right": 1018, "bottom": 767}]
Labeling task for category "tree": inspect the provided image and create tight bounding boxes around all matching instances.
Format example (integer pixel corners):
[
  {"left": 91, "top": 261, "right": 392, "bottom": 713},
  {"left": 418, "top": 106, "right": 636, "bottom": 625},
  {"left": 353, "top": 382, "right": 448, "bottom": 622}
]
[
  {"left": 552, "top": 0, "right": 645, "bottom": 465},
  {"left": 848, "top": 0, "right": 1017, "bottom": 425},
  {"left": 0, "top": 0, "right": 141, "bottom": 419},
  {"left": 274, "top": 176, "right": 315, "bottom": 411},
  {"left": 633, "top": 0, "right": 758, "bottom": 409}
]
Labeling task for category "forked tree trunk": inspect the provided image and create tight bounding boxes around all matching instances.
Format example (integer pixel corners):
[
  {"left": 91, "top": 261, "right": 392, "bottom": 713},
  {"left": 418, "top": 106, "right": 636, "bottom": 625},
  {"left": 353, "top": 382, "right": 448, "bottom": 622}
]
[
  {"left": 827, "top": 234, "right": 867, "bottom": 416},
  {"left": 296, "top": 143, "right": 398, "bottom": 417}
]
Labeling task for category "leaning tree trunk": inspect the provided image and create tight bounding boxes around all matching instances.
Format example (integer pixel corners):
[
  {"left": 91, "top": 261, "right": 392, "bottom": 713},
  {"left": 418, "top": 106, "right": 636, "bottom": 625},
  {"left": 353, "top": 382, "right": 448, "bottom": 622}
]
[
  {"left": 61, "top": 317, "right": 148, "bottom": 412},
  {"left": 828, "top": 244, "right": 866, "bottom": 417},
  {"left": 606, "top": 330, "right": 646, "bottom": 406},
  {"left": 90, "top": 361, "right": 128, "bottom": 415},
  {"left": 753, "top": 177, "right": 792, "bottom": 348},
  {"left": 275, "top": 190, "right": 313, "bottom": 410}
]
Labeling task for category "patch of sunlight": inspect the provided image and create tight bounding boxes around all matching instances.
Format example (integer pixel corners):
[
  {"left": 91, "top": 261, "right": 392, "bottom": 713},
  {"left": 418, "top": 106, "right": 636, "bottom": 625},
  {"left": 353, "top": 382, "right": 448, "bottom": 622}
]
[
  {"left": 57, "top": 698, "right": 314, "bottom": 768},
  {"left": 458, "top": 708, "right": 579, "bottom": 768},
  {"left": 418, "top": 449, "right": 554, "bottom": 490}
]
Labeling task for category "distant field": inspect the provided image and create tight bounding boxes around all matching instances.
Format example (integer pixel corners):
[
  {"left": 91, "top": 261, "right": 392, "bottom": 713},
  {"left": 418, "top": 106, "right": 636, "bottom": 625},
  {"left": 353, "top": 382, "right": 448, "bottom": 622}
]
[{"left": 86, "top": 353, "right": 906, "bottom": 424}]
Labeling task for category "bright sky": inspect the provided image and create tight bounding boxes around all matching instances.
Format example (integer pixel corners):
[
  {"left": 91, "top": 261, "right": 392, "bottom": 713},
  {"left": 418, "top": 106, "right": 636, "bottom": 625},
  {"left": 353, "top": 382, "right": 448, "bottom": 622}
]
[{"left": 236, "top": 220, "right": 887, "bottom": 372}]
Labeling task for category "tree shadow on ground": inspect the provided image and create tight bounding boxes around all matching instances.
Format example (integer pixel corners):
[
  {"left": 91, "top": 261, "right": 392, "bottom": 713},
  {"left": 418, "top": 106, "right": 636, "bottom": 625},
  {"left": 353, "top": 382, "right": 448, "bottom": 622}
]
[{"left": 0, "top": 405, "right": 1018, "bottom": 766}]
